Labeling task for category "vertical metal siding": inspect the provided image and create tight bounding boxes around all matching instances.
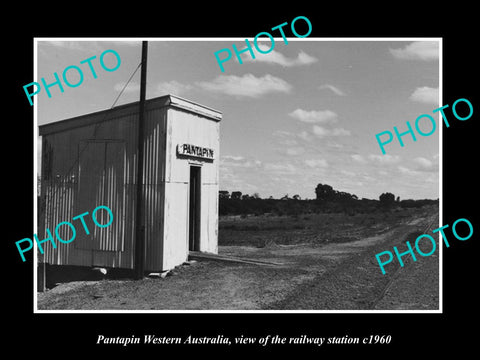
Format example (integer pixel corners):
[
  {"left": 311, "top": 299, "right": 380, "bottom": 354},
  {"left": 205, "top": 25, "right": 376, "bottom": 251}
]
[
  {"left": 40, "top": 96, "right": 220, "bottom": 272},
  {"left": 42, "top": 134, "right": 81, "bottom": 265},
  {"left": 95, "top": 141, "right": 126, "bottom": 252},
  {"left": 142, "top": 107, "right": 167, "bottom": 271},
  {"left": 42, "top": 113, "right": 142, "bottom": 269},
  {"left": 90, "top": 115, "right": 138, "bottom": 269}
]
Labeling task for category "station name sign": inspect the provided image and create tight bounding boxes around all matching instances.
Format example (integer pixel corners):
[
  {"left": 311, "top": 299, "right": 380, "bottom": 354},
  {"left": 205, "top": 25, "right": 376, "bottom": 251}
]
[{"left": 177, "top": 143, "right": 215, "bottom": 160}]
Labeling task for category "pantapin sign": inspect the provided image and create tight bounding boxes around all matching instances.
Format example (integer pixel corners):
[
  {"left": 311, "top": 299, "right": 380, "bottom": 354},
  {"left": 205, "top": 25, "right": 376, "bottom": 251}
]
[{"left": 177, "top": 143, "right": 215, "bottom": 160}]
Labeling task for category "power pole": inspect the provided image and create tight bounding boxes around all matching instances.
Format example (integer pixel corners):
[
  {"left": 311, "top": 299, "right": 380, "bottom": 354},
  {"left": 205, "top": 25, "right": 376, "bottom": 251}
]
[{"left": 134, "top": 41, "right": 148, "bottom": 279}]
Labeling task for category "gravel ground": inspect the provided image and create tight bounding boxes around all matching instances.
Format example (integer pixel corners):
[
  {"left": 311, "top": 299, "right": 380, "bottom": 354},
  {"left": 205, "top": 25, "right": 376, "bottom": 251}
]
[
  {"left": 37, "top": 206, "right": 439, "bottom": 311},
  {"left": 268, "top": 211, "right": 439, "bottom": 310}
]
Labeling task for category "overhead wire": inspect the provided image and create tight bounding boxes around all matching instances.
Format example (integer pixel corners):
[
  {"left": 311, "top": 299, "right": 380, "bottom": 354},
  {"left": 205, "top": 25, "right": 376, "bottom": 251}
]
[{"left": 39, "top": 57, "right": 143, "bottom": 234}]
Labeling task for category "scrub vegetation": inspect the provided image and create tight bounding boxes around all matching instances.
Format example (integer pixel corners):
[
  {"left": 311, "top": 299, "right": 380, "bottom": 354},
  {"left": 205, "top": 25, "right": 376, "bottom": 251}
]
[{"left": 219, "top": 183, "right": 437, "bottom": 217}]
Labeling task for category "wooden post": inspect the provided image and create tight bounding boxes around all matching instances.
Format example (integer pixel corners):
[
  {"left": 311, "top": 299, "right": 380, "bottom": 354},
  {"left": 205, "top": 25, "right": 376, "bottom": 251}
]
[
  {"left": 134, "top": 41, "right": 148, "bottom": 280},
  {"left": 37, "top": 177, "right": 46, "bottom": 291},
  {"left": 37, "top": 255, "right": 46, "bottom": 292}
]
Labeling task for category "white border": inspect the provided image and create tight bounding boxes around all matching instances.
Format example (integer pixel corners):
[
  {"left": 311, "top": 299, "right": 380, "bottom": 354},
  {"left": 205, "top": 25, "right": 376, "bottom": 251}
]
[
  {"left": 438, "top": 39, "right": 443, "bottom": 314},
  {"left": 33, "top": 37, "right": 443, "bottom": 314}
]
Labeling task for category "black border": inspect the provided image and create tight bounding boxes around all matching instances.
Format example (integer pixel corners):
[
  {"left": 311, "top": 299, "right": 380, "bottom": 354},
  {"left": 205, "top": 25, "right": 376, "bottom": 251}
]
[{"left": 6, "top": 6, "right": 478, "bottom": 355}]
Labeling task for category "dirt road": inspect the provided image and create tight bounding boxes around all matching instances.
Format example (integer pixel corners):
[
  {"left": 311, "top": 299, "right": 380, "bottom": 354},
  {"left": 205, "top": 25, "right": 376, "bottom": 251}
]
[{"left": 37, "top": 206, "right": 439, "bottom": 311}]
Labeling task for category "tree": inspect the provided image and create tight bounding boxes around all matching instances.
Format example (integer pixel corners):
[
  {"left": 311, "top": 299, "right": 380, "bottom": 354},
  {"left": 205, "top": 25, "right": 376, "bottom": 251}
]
[
  {"left": 219, "top": 190, "right": 230, "bottom": 199},
  {"left": 315, "top": 183, "right": 335, "bottom": 201},
  {"left": 241, "top": 194, "right": 250, "bottom": 200},
  {"left": 379, "top": 192, "right": 395, "bottom": 207},
  {"left": 231, "top": 191, "right": 242, "bottom": 200}
]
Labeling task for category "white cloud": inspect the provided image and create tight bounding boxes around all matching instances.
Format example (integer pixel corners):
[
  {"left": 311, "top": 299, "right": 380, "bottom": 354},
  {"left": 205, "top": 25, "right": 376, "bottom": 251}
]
[
  {"left": 284, "top": 138, "right": 298, "bottom": 147},
  {"left": 398, "top": 165, "right": 417, "bottom": 176},
  {"left": 40, "top": 40, "right": 139, "bottom": 54},
  {"left": 330, "top": 128, "right": 351, "bottom": 136},
  {"left": 326, "top": 141, "right": 344, "bottom": 149},
  {"left": 272, "top": 130, "right": 312, "bottom": 145},
  {"left": 318, "top": 84, "right": 346, "bottom": 96},
  {"left": 264, "top": 163, "right": 297, "bottom": 174},
  {"left": 397, "top": 159, "right": 438, "bottom": 176},
  {"left": 221, "top": 155, "right": 262, "bottom": 169},
  {"left": 390, "top": 41, "right": 439, "bottom": 61},
  {"left": 298, "top": 130, "right": 311, "bottom": 142},
  {"left": 286, "top": 147, "right": 305, "bottom": 156},
  {"left": 289, "top": 109, "right": 338, "bottom": 124},
  {"left": 272, "top": 130, "right": 293, "bottom": 136},
  {"left": 222, "top": 155, "right": 244, "bottom": 161},
  {"left": 351, "top": 154, "right": 367, "bottom": 164},
  {"left": 113, "top": 81, "right": 140, "bottom": 94},
  {"left": 196, "top": 74, "right": 292, "bottom": 98},
  {"left": 413, "top": 157, "right": 432, "bottom": 169},
  {"left": 312, "top": 125, "right": 351, "bottom": 137},
  {"left": 295, "top": 51, "right": 318, "bottom": 66},
  {"left": 153, "top": 80, "right": 193, "bottom": 96},
  {"left": 43, "top": 40, "right": 139, "bottom": 48},
  {"left": 246, "top": 160, "right": 263, "bottom": 168},
  {"left": 305, "top": 159, "right": 329, "bottom": 168},
  {"left": 111, "top": 41, "right": 141, "bottom": 47},
  {"left": 340, "top": 170, "right": 356, "bottom": 177},
  {"left": 312, "top": 126, "right": 329, "bottom": 137},
  {"left": 244, "top": 44, "right": 318, "bottom": 67},
  {"left": 42, "top": 41, "right": 82, "bottom": 50},
  {"left": 351, "top": 153, "right": 401, "bottom": 166},
  {"left": 113, "top": 80, "right": 193, "bottom": 96},
  {"left": 41, "top": 41, "right": 102, "bottom": 51},
  {"left": 413, "top": 157, "right": 438, "bottom": 172},
  {"left": 368, "top": 154, "right": 401, "bottom": 164},
  {"left": 116, "top": 74, "right": 292, "bottom": 99},
  {"left": 409, "top": 86, "right": 439, "bottom": 104}
]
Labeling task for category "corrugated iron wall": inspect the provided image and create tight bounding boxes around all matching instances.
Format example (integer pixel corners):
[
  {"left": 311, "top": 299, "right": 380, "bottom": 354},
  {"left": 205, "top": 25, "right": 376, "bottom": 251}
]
[
  {"left": 141, "top": 107, "right": 167, "bottom": 271},
  {"left": 39, "top": 96, "right": 221, "bottom": 272},
  {"left": 40, "top": 104, "right": 168, "bottom": 271}
]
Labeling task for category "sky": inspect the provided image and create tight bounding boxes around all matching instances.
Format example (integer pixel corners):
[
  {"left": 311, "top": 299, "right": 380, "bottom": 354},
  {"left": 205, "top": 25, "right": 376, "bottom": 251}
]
[{"left": 35, "top": 38, "right": 440, "bottom": 200}]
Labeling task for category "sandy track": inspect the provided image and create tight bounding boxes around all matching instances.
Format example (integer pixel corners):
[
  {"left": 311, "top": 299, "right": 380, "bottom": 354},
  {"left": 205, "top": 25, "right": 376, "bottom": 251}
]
[
  {"left": 37, "top": 207, "right": 439, "bottom": 311},
  {"left": 267, "top": 211, "right": 439, "bottom": 310}
]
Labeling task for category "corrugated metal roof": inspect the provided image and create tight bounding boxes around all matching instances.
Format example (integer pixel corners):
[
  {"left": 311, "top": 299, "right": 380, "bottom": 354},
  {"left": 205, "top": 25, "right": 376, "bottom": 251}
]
[{"left": 39, "top": 94, "right": 222, "bottom": 136}]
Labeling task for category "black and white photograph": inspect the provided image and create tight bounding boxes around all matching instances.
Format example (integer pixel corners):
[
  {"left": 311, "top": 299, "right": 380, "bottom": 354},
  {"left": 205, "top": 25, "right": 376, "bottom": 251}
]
[
  {"left": 6, "top": 7, "right": 478, "bottom": 356},
  {"left": 33, "top": 38, "right": 442, "bottom": 312}
]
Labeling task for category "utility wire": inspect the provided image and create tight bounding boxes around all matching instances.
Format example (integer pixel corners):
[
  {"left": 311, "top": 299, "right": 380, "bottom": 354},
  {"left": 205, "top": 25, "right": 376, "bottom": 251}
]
[
  {"left": 110, "top": 61, "right": 142, "bottom": 110},
  {"left": 40, "top": 59, "right": 143, "bottom": 230},
  {"left": 91, "top": 61, "right": 142, "bottom": 138}
]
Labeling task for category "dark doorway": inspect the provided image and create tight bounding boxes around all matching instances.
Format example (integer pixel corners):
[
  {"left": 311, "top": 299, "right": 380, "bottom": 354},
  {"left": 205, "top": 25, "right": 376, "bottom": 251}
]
[{"left": 189, "top": 166, "right": 201, "bottom": 251}]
